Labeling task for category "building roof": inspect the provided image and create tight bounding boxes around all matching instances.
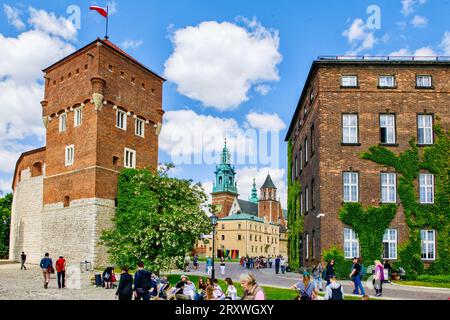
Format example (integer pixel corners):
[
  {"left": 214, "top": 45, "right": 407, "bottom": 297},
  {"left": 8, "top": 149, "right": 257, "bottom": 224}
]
[
  {"left": 237, "top": 199, "right": 258, "bottom": 216},
  {"left": 42, "top": 38, "right": 166, "bottom": 81},
  {"left": 282, "top": 209, "right": 287, "bottom": 220},
  {"left": 220, "top": 213, "right": 265, "bottom": 223},
  {"left": 12, "top": 147, "right": 46, "bottom": 190},
  {"left": 285, "top": 55, "right": 450, "bottom": 141},
  {"left": 261, "top": 174, "right": 277, "bottom": 189}
]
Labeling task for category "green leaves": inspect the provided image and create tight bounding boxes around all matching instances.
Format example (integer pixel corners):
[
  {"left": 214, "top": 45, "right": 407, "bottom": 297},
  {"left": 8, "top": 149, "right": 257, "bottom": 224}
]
[
  {"left": 101, "top": 166, "right": 211, "bottom": 272},
  {"left": 0, "top": 193, "right": 13, "bottom": 258}
]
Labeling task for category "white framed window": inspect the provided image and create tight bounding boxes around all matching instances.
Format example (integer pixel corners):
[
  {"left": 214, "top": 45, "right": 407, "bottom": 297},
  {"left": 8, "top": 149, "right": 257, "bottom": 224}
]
[
  {"left": 300, "top": 192, "right": 303, "bottom": 215},
  {"left": 304, "top": 138, "right": 308, "bottom": 164},
  {"left": 379, "top": 75, "right": 395, "bottom": 87},
  {"left": 380, "top": 114, "right": 396, "bottom": 144},
  {"left": 65, "top": 145, "right": 74, "bottom": 166},
  {"left": 341, "top": 75, "right": 358, "bottom": 87},
  {"left": 116, "top": 109, "right": 127, "bottom": 130},
  {"left": 305, "top": 233, "right": 309, "bottom": 259},
  {"left": 135, "top": 118, "right": 144, "bottom": 137},
  {"left": 419, "top": 173, "right": 434, "bottom": 204},
  {"left": 342, "top": 114, "right": 358, "bottom": 144},
  {"left": 418, "top": 114, "right": 433, "bottom": 145},
  {"left": 343, "top": 172, "right": 359, "bottom": 202},
  {"left": 305, "top": 186, "right": 309, "bottom": 212},
  {"left": 124, "top": 148, "right": 136, "bottom": 168},
  {"left": 416, "top": 75, "right": 432, "bottom": 88},
  {"left": 59, "top": 113, "right": 67, "bottom": 132},
  {"left": 74, "top": 107, "right": 82, "bottom": 127},
  {"left": 294, "top": 156, "right": 298, "bottom": 177},
  {"left": 421, "top": 230, "right": 436, "bottom": 261},
  {"left": 344, "top": 228, "right": 359, "bottom": 259},
  {"left": 299, "top": 147, "right": 303, "bottom": 170},
  {"left": 383, "top": 229, "right": 397, "bottom": 260},
  {"left": 381, "top": 173, "right": 397, "bottom": 203}
]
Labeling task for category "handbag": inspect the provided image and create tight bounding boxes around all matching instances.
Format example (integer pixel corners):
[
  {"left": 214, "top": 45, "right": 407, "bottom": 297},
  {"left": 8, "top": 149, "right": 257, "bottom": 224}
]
[{"left": 48, "top": 266, "right": 55, "bottom": 274}]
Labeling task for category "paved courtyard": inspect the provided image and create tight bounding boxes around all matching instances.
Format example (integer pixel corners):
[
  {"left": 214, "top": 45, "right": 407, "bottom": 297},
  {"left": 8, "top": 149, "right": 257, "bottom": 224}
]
[{"left": 0, "top": 261, "right": 449, "bottom": 300}]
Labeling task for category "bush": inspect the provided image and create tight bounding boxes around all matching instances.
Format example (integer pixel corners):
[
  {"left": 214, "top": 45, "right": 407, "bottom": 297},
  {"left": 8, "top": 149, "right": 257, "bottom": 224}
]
[
  {"left": 417, "top": 275, "right": 450, "bottom": 283},
  {"left": 322, "top": 247, "right": 353, "bottom": 280}
]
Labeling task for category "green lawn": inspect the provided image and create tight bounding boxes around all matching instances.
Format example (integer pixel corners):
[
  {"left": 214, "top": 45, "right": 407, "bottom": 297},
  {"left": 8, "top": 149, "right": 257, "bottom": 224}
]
[
  {"left": 393, "top": 280, "right": 450, "bottom": 289},
  {"left": 165, "top": 275, "right": 374, "bottom": 300}
]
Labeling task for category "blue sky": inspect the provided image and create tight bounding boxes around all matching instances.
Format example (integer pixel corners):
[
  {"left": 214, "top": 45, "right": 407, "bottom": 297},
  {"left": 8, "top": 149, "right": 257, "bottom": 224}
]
[{"left": 1, "top": 0, "right": 449, "bottom": 205}]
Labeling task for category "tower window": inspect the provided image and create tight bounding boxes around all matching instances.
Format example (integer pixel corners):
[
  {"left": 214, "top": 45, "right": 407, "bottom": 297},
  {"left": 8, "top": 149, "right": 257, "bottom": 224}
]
[
  {"left": 59, "top": 113, "right": 67, "bottom": 132},
  {"left": 84, "top": 64, "right": 88, "bottom": 70},
  {"left": 131, "top": 77, "right": 135, "bottom": 84},
  {"left": 219, "top": 177, "right": 222, "bottom": 185},
  {"left": 120, "top": 71, "right": 125, "bottom": 78},
  {"left": 76, "top": 68, "right": 80, "bottom": 75},
  {"left": 113, "top": 156, "right": 119, "bottom": 166},
  {"left": 68, "top": 72, "right": 71, "bottom": 78},
  {"left": 124, "top": 148, "right": 136, "bottom": 168},
  {"left": 135, "top": 118, "right": 144, "bottom": 137},
  {"left": 108, "top": 64, "right": 113, "bottom": 72},
  {"left": 63, "top": 196, "right": 70, "bottom": 208},
  {"left": 116, "top": 109, "right": 127, "bottom": 130},
  {"left": 65, "top": 145, "right": 74, "bottom": 166},
  {"left": 74, "top": 107, "right": 82, "bottom": 127}
]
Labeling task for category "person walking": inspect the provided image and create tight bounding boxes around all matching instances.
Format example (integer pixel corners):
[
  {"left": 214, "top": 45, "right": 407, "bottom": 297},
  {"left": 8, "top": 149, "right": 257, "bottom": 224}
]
[
  {"left": 220, "top": 257, "right": 226, "bottom": 276},
  {"left": 225, "top": 277, "right": 238, "bottom": 300},
  {"left": 349, "top": 257, "right": 365, "bottom": 295},
  {"left": 268, "top": 256, "right": 273, "bottom": 269},
  {"left": 206, "top": 257, "right": 213, "bottom": 276},
  {"left": 240, "top": 273, "right": 265, "bottom": 300},
  {"left": 275, "top": 256, "right": 280, "bottom": 274},
  {"left": 280, "top": 256, "right": 286, "bottom": 274},
  {"left": 115, "top": 267, "right": 133, "bottom": 300},
  {"left": 373, "top": 260, "right": 385, "bottom": 297},
  {"left": 292, "top": 272, "right": 317, "bottom": 300},
  {"left": 312, "top": 263, "right": 324, "bottom": 292},
  {"left": 20, "top": 252, "right": 27, "bottom": 270},
  {"left": 193, "top": 254, "right": 199, "bottom": 271},
  {"left": 325, "top": 259, "right": 335, "bottom": 286},
  {"left": 133, "top": 261, "right": 154, "bottom": 300},
  {"left": 324, "top": 276, "right": 344, "bottom": 300},
  {"left": 184, "top": 255, "right": 191, "bottom": 272},
  {"left": 39, "top": 253, "right": 53, "bottom": 289},
  {"left": 55, "top": 256, "right": 66, "bottom": 289}
]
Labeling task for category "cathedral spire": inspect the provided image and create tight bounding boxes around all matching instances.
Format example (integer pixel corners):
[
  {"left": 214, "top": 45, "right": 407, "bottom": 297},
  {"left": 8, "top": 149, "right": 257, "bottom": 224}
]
[
  {"left": 249, "top": 177, "right": 259, "bottom": 203},
  {"left": 212, "top": 138, "right": 238, "bottom": 195},
  {"left": 221, "top": 138, "right": 230, "bottom": 165}
]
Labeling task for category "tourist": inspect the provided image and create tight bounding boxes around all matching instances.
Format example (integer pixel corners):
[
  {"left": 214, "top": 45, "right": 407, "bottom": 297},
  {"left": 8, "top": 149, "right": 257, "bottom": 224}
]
[
  {"left": 268, "top": 256, "right": 273, "bottom": 269},
  {"left": 225, "top": 277, "right": 238, "bottom": 300},
  {"left": 384, "top": 260, "right": 393, "bottom": 282},
  {"left": 198, "top": 278, "right": 207, "bottom": 300},
  {"left": 324, "top": 276, "right": 344, "bottom": 300},
  {"left": 39, "top": 253, "right": 53, "bottom": 289},
  {"left": 325, "top": 259, "right": 335, "bottom": 286},
  {"left": 184, "top": 255, "right": 191, "bottom": 272},
  {"left": 275, "top": 256, "right": 280, "bottom": 274},
  {"left": 115, "top": 267, "right": 133, "bottom": 300},
  {"left": 220, "top": 257, "right": 226, "bottom": 275},
  {"left": 240, "top": 273, "right": 265, "bottom": 300},
  {"left": 373, "top": 260, "right": 385, "bottom": 297},
  {"left": 206, "top": 277, "right": 213, "bottom": 288},
  {"left": 55, "top": 256, "right": 66, "bottom": 289},
  {"left": 206, "top": 257, "right": 213, "bottom": 276},
  {"left": 102, "top": 266, "right": 114, "bottom": 289},
  {"left": 293, "top": 272, "right": 317, "bottom": 300},
  {"left": 20, "top": 252, "right": 27, "bottom": 270},
  {"left": 280, "top": 256, "right": 286, "bottom": 274},
  {"left": 312, "top": 263, "right": 324, "bottom": 292},
  {"left": 133, "top": 261, "right": 153, "bottom": 300},
  {"left": 176, "top": 275, "right": 197, "bottom": 300},
  {"left": 193, "top": 254, "right": 199, "bottom": 271},
  {"left": 349, "top": 257, "right": 365, "bottom": 295},
  {"left": 212, "top": 278, "right": 226, "bottom": 300},
  {"left": 205, "top": 285, "right": 216, "bottom": 300}
]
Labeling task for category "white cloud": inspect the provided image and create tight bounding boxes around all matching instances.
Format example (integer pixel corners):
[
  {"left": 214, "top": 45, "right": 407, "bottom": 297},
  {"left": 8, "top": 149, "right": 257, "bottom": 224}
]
[
  {"left": 164, "top": 18, "right": 282, "bottom": 111},
  {"left": 0, "top": 178, "right": 12, "bottom": 195},
  {"left": 107, "top": 1, "right": 117, "bottom": 15},
  {"left": 28, "top": 7, "right": 77, "bottom": 41},
  {"left": 441, "top": 31, "right": 450, "bottom": 55},
  {"left": 414, "top": 47, "right": 436, "bottom": 56},
  {"left": 411, "top": 15, "right": 428, "bottom": 28},
  {"left": 401, "top": 0, "right": 427, "bottom": 17},
  {"left": 3, "top": 4, "right": 25, "bottom": 30},
  {"left": 245, "top": 112, "right": 286, "bottom": 131},
  {"left": 342, "top": 18, "right": 376, "bottom": 54},
  {"left": 254, "top": 84, "right": 271, "bottom": 96},
  {"left": 121, "top": 39, "right": 143, "bottom": 50}
]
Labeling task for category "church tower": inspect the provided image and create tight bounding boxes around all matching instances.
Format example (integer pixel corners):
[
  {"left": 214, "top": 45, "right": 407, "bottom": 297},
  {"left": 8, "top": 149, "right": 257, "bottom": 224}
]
[
  {"left": 258, "top": 174, "right": 282, "bottom": 223},
  {"left": 211, "top": 140, "right": 238, "bottom": 218},
  {"left": 248, "top": 177, "right": 259, "bottom": 203}
]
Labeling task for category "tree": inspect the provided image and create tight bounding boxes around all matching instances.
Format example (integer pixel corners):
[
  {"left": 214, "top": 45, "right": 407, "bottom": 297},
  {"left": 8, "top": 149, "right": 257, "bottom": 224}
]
[
  {"left": 0, "top": 193, "right": 13, "bottom": 258},
  {"left": 101, "top": 165, "right": 212, "bottom": 273}
]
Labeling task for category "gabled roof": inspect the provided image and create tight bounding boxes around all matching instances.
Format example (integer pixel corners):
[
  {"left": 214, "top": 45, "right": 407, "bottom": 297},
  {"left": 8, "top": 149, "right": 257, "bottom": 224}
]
[
  {"left": 237, "top": 199, "right": 258, "bottom": 216},
  {"left": 220, "top": 213, "right": 264, "bottom": 223},
  {"left": 261, "top": 174, "right": 277, "bottom": 189}
]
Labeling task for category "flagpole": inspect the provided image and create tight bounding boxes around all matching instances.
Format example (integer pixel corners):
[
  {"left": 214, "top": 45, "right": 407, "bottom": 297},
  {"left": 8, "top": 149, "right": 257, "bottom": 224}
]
[{"left": 105, "top": 5, "right": 109, "bottom": 39}]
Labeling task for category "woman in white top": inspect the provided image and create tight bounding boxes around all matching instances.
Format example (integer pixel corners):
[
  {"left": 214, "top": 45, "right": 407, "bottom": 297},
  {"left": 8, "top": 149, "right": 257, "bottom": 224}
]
[{"left": 225, "top": 277, "right": 238, "bottom": 300}]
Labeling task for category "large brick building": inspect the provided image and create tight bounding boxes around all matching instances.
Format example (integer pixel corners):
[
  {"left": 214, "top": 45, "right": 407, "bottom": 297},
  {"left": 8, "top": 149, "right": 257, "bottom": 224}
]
[
  {"left": 285, "top": 57, "right": 450, "bottom": 267},
  {"left": 9, "top": 38, "right": 164, "bottom": 267}
]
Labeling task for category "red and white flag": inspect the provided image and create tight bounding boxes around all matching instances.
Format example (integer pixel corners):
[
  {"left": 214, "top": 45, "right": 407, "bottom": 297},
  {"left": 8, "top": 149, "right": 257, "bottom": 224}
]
[{"left": 89, "top": 6, "right": 108, "bottom": 18}]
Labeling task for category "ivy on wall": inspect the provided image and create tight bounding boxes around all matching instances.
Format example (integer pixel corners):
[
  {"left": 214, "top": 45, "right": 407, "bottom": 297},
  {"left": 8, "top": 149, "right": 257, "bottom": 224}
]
[
  {"left": 287, "top": 139, "right": 303, "bottom": 270},
  {"left": 341, "top": 124, "right": 449, "bottom": 276}
]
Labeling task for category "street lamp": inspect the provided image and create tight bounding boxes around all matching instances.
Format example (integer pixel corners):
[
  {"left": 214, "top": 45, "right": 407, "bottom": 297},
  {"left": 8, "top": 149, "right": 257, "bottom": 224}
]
[{"left": 210, "top": 212, "right": 218, "bottom": 280}]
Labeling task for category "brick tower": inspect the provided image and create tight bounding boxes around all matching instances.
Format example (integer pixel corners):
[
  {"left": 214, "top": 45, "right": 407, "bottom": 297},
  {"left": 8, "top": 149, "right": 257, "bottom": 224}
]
[
  {"left": 258, "top": 174, "right": 284, "bottom": 224},
  {"left": 9, "top": 38, "right": 164, "bottom": 267}
]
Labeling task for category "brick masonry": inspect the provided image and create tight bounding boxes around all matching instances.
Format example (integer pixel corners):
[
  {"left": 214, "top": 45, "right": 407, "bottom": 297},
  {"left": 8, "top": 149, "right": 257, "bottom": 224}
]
[{"left": 286, "top": 60, "right": 450, "bottom": 267}]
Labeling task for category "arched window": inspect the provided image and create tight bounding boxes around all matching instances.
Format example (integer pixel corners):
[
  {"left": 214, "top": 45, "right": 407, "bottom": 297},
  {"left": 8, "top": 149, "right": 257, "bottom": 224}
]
[
  {"left": 219, "top": 177, "right": 222, "bottom": 185},
  {"left": 31, "top": 162, "right": 42, "bottom": 177}
]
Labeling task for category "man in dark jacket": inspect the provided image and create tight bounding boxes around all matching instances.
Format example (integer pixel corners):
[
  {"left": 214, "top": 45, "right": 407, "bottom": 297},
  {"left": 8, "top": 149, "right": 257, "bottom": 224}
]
[
  {"left": 39, "top": 253, "right": 53, "bottom": 289},
  {"left": 116, "top": 267, "right": 133, "bottom": 300},
  {"left": 133, "top": 261, "right": 155, "bottom": 300},
  {"left": 20, "top": 252, "right": 27, "bottom": 270},
  {"left": 274, "top": 256, "right": 281, "bottom": 274}
]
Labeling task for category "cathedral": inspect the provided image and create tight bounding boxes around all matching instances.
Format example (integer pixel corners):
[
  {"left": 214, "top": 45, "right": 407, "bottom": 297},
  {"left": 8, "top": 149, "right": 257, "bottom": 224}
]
[{"left": 199, "top": 141, "right": 288, "bottom": 259}]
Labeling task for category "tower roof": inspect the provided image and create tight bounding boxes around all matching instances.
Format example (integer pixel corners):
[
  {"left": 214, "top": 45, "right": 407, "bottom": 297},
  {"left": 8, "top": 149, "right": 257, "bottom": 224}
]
[
  {"left": 261, "top": 174, "right": 277, "bottom": 189},
  {"left": 249, "top": 177, "right": 259, "bottom": 203}
]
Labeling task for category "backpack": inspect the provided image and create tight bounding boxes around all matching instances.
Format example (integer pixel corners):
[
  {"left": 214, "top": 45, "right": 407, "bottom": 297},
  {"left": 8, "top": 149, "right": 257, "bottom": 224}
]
[
  {"left": 330, "top": 285, "right": 343, "bottom": 300},
  {"left": 299, "top": 283, "right": 312, "bottom": 300},
  {"left": 360, "top": 265, "right": 367, "bottom": 279}
]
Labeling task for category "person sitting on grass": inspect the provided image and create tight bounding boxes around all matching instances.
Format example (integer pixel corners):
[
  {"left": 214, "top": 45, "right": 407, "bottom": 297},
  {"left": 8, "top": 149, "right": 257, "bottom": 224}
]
[
  {"left": 205, "top": 285, "right": 216, "bottom": 300},
  {"left": 240, "top": 273, "right": 265, "bottom": 300},
  {"left": 292, "top": 272, "right": 318, "bottom": 300},
  {"left": 324, "top": 276, "right": 344, "bottom": 300},
  {"left": 212, "top": 278, "right": 226, "bottom": 300}
]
